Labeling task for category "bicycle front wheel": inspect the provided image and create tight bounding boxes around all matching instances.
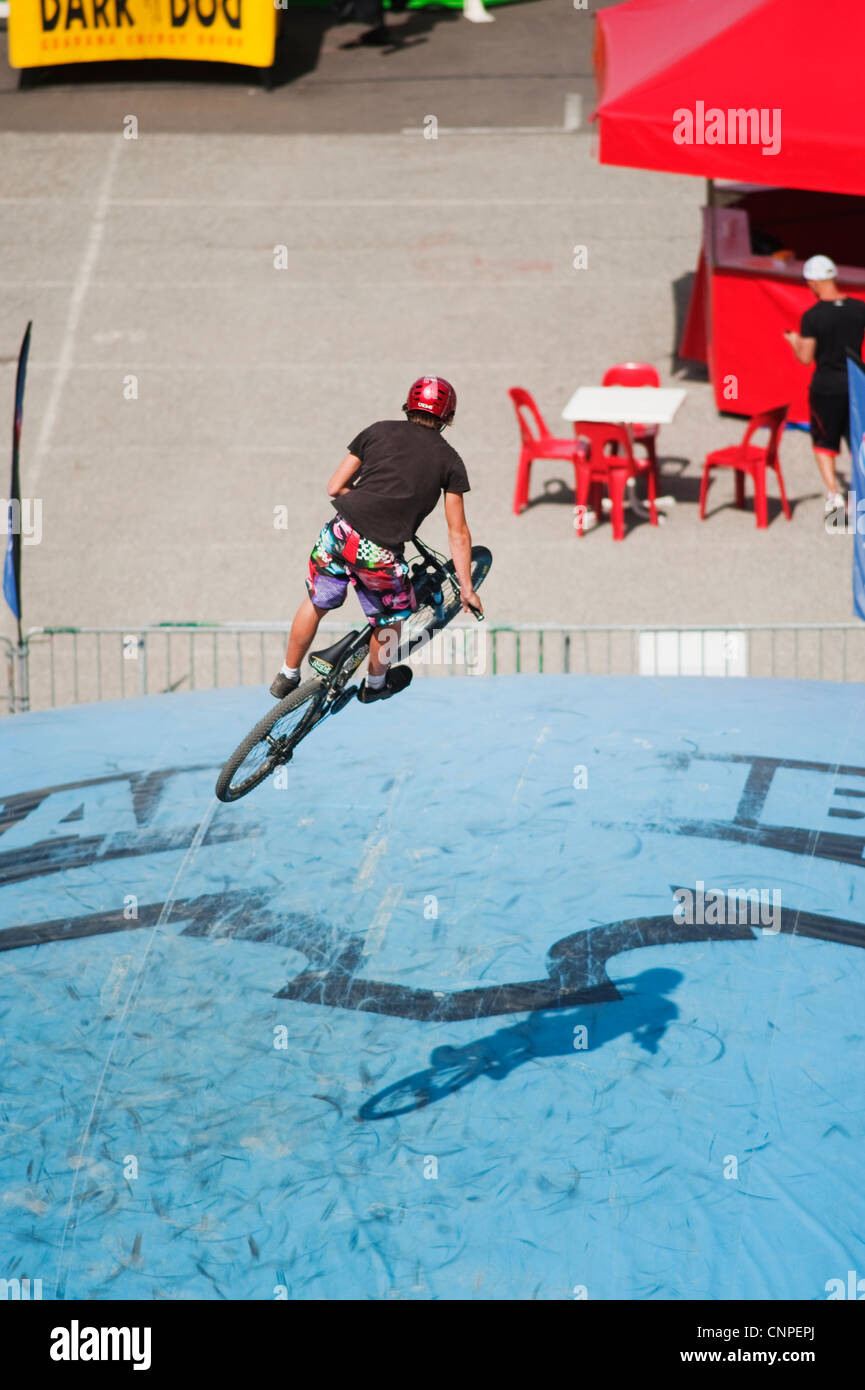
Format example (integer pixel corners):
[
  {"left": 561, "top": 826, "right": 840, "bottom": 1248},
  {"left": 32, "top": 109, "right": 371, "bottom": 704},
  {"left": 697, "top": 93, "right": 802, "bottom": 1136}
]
[
  {"left": 215, "top": 678, "right": 324, "bottom": 802},
  {"left": 397, "top": 544, "right": 492, "bottom": 663}
]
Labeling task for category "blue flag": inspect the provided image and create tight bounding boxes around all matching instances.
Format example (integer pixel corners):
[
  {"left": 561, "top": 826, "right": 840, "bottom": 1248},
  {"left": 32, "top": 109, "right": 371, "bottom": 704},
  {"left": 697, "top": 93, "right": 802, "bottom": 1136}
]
[
  {"left": 3, "top": 321, "right": 32, "bottom": 629},
  {"left": 848, "top": 352, "right": 865, "bottom": 621}
]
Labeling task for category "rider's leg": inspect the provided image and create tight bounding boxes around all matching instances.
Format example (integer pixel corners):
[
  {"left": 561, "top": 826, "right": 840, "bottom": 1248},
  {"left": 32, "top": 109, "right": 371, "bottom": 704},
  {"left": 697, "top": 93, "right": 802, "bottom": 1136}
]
[
  {"left": 360, "top": 619, "right": 412, "bottom": 702},
  {"left": 284, "top": 597, "right": 328, "bottom": 669},
  {"left": 282, "top": 518, "right": 350, "bottom": 670},
  {"left": 352, "top": 538, "right": 415, "bottom": 702},
  {"left": 272, "top": 518, "right": 350, "bottom": 697},
  {"left": 368, "top": 621, "right": 401, "bottom": 679}
]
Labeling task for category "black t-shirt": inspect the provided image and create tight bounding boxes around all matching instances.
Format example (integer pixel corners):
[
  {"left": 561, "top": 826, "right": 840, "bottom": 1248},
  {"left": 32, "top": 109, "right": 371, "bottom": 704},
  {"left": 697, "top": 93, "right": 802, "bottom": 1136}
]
[
  {"left": 800, "top": 297, "right": 865, "bottom": 395},
  {"left": 335, "top": 420, "right": 470, "bottom": 549}
]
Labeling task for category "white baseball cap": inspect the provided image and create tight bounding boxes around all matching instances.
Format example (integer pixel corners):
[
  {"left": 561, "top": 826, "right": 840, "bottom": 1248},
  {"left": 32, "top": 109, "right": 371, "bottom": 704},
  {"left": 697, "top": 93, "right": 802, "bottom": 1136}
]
[{"left": 803, "top": 254, "right": 838, "bottom": 281}]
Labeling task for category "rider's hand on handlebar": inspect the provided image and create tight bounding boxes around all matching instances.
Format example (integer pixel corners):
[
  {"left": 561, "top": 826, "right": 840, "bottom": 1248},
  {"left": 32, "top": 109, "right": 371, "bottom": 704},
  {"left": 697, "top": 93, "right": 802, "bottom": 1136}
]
[{"left": 460, "top": 587, "right": 484, "bottom": 618}]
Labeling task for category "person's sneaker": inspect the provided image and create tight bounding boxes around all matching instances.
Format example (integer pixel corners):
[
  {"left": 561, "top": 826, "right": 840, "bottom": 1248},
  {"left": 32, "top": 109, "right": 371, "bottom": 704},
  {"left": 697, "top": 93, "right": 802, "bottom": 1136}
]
[
  {"left": 824, "top": 492, "right": 846, "bottom": 524},
  {"left": 358, "top": 665, "right": 413, "bottom": 704},
  {"left": 270, "top": 671, "right": 300, "bottom": 699}
]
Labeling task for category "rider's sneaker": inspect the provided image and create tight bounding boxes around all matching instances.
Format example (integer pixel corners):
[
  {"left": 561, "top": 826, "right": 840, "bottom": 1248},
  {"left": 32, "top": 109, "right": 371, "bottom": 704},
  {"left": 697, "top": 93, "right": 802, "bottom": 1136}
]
[
  {"left": 358, "top": 665, "right": 413, "bottom": 704},
  {"left": 269, "top": 671, "right": 300, "bottom": 699},
  {"left": 824, "top": 491, "right": 846, "bottom": 522}
]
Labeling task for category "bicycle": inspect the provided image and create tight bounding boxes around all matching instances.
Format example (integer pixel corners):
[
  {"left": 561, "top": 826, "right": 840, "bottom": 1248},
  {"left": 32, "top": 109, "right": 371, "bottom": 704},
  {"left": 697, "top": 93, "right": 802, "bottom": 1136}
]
[{"left": 215, "top": 535, "right": 492, "bottom": 802}]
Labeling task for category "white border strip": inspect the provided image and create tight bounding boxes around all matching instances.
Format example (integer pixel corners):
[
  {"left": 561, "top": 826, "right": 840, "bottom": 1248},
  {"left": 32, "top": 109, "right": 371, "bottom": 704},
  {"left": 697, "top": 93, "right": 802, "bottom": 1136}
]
[{"left": 32, "top": 138, "right": 121, "bottom": 488}]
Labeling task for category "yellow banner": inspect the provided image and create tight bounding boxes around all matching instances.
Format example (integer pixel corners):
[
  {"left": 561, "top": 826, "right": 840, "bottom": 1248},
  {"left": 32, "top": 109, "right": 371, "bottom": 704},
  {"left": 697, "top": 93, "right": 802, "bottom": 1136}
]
[{"left": 10, "top": 0, "right": 278, "bottom": 69}]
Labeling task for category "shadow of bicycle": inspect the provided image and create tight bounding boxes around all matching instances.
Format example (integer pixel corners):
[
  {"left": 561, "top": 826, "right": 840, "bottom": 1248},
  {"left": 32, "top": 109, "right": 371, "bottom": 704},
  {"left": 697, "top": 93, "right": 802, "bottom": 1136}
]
[{"left": 358, "top": 967, "right": 685, "bottom": 1119}]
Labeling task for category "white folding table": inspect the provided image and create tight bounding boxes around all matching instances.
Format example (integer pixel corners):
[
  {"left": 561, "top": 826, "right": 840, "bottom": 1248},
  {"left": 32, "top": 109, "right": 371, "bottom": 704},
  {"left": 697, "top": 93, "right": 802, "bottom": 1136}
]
[
  {"left": 561, "top": 385, "right": 687, "bottom": 425},
  {"left": 560, "top": 386, "right": 687, "bottom": 524}
]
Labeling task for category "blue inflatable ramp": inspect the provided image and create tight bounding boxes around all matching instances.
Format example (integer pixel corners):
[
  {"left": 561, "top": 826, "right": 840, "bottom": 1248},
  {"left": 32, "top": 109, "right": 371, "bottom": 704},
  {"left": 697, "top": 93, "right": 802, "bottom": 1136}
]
[{"left": 1, "top": 676, "right": 863, "bottom": 1300}]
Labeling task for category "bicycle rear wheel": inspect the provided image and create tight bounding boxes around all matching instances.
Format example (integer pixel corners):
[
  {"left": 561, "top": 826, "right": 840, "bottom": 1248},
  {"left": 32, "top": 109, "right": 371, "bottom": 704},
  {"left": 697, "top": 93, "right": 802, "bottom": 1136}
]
[
  {"left": 215, "top": 678, "right": 324, "bottom": 802},
  {"left": 397, "top": 544, "right": 492, "bottom": 663}
]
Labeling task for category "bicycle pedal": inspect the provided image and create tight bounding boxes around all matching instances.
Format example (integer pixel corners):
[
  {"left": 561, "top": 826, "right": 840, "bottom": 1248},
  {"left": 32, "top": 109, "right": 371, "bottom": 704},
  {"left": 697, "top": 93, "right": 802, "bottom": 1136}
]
[{"left": 332, "top": 686, "right": 358, "bottom": 713}]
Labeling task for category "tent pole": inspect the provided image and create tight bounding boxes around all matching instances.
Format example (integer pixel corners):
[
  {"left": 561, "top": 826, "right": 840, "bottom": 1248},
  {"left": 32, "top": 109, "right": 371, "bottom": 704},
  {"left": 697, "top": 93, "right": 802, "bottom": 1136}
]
[
  {"left": 705, "top": 177, "right": 716, "bottom": 403},
  {"left": 706, "top": 178, "right": 716, "bottom": 266}
]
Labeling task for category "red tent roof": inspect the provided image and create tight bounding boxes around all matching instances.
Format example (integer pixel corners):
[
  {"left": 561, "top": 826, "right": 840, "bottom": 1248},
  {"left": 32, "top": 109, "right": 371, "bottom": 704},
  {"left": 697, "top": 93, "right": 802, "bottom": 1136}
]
[{"left": 594, "top": 0, "right": 865, "bottom": 197}]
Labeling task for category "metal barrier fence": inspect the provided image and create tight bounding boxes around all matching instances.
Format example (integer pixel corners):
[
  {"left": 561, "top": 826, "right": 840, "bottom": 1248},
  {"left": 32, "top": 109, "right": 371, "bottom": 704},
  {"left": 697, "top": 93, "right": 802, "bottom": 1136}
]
[{"left": 3, "top": 621, "right": 865, "bottom": 713}]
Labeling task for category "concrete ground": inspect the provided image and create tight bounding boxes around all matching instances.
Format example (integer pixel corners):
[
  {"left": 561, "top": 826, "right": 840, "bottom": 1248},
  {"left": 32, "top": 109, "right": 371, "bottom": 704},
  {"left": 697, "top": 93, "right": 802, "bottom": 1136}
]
[{"left": 0, "top": 0, "right": 855, "bottom": 668}]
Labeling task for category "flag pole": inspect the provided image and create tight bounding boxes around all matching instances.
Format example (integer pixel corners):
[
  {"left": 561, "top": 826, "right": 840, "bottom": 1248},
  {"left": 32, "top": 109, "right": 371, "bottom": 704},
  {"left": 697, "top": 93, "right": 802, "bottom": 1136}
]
[
  {"left": 846, "top": 350, "right": 865, "bottom": 621},
  {"left": 4, "top": 321, "right": 33, "bottom": 710}
]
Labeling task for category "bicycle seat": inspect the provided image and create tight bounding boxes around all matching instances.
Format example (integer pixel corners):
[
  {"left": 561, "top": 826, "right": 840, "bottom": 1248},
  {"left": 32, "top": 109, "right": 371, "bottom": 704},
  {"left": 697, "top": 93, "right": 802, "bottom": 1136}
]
[{"left": 309, "top": 631, "right": 358, "bottom": 676}]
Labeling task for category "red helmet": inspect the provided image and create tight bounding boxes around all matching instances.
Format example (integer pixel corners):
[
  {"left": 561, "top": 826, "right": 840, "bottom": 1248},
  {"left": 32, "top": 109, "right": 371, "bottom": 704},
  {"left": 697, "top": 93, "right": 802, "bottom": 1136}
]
[{"left": 403, "top": 375, "right": 457, "bottom": 424}]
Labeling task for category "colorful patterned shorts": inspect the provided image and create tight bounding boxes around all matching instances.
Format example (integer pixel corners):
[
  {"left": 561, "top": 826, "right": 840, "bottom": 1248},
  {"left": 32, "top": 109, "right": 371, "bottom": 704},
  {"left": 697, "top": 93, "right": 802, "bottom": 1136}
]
[{"left": 306, "top": 515, "right": 417, "bottom": 627}]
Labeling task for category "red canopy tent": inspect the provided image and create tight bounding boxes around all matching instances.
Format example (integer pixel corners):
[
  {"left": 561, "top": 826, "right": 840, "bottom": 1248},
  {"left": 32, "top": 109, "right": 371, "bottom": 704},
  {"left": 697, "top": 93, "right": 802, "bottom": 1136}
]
[{"left": 593, "top": 0, "right": 865, "bottom": 421}]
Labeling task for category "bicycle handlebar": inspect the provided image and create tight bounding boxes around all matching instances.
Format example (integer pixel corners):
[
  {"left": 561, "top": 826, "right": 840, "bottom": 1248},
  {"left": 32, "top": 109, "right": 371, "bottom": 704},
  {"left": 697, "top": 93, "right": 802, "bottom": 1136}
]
[{"left": 412, "top": 532, "right": 485, "bottom": 622}]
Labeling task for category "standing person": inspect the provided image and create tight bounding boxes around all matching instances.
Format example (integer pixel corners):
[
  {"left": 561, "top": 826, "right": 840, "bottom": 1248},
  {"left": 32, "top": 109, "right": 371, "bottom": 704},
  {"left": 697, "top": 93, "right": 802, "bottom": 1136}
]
[
  {"left": 784, "top": 254, "right": 865, "bottom": 521},
  {"left": 271, "top": 376, "right": 483, "bottom": 704},
  {"left": 332, "top": 0, "right": 390, "bottom": 47}
]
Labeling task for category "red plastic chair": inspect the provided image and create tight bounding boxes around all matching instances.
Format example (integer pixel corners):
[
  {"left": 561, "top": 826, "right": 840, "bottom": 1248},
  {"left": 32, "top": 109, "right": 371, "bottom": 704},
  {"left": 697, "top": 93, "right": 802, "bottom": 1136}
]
[
  {"left": 602, "top": 362, "right": 661, "bottom": 476},
  {"left": 699, "top": 405, "right": 791, "bottom": 529},
  {"left": 573, "top": 421, "right": 658, "bottom": 541},
  {"left": 509, "top": 387, "right": 586, "bottom": 515}
]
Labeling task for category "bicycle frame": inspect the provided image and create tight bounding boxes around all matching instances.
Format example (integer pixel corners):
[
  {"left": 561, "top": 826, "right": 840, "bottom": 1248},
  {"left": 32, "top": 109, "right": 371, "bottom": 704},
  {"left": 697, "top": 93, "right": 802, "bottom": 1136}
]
[
  {"left": 285, "top": 536, "right": 469, "bottom": 749},
  {"left": 322, "top": 627, "right": 373, "bottom": 698},
  {"left": 297, "top": 628, "right": 372, "bottom": 744}
]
